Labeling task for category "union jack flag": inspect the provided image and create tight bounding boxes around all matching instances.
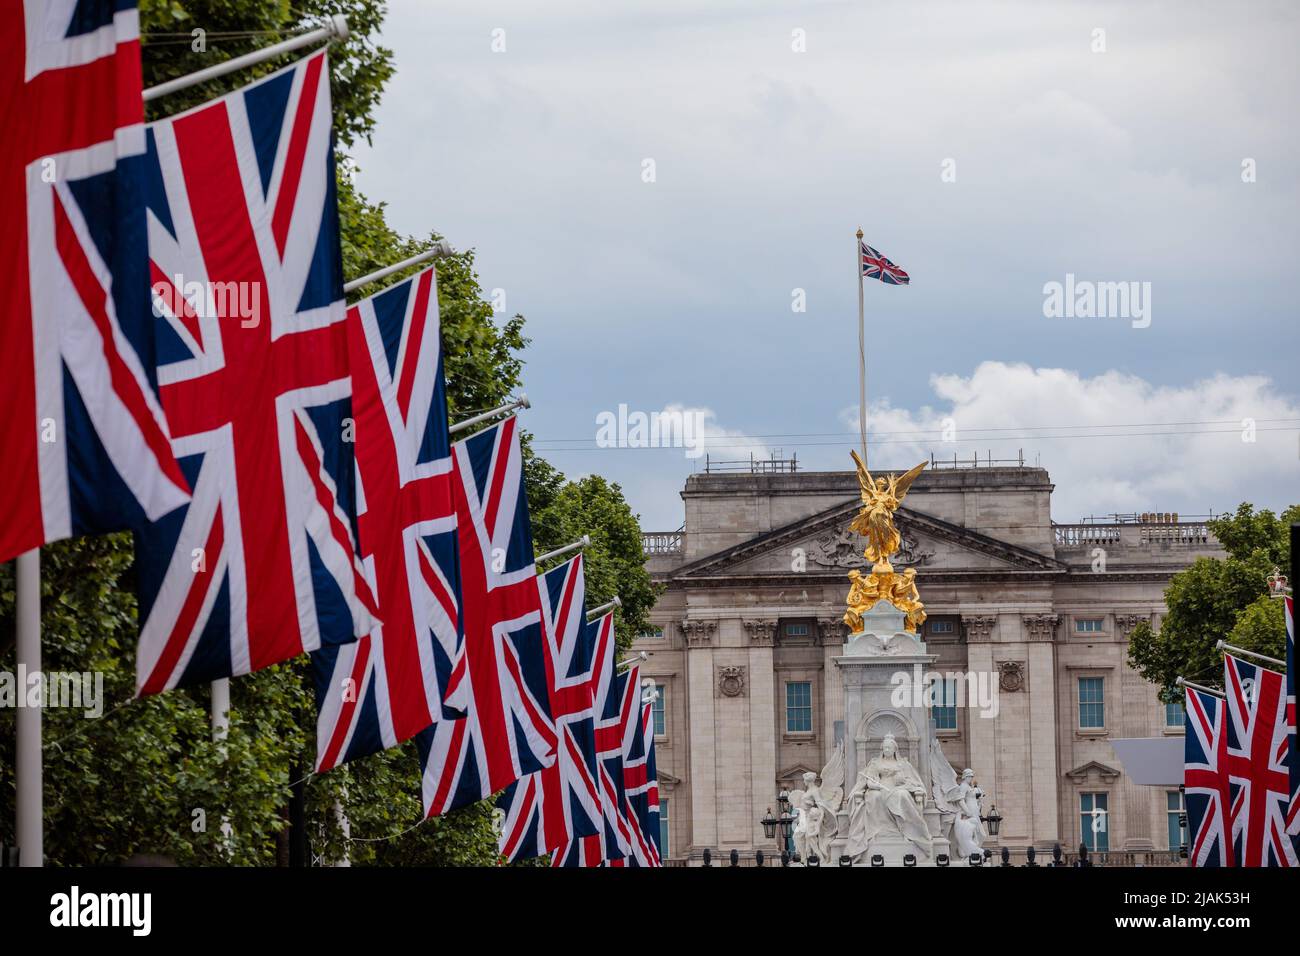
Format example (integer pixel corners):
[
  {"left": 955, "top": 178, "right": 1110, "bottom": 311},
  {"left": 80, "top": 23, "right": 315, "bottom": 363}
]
[
  {"left": 860, "top": 240, "right": 910, "bottom": 285},
  {"left": 618, "top": 664, "right": 662, "bottom": 866},
  {"left": 1284, "top": 595, "right": 1297, "bottom": 841},
  {"left": 590, "top": 613, "right": 631, "bottom": 865},
  {"left": 498, "top": 554, "right": 603, "bottom": 864},
  {"left": 134, "top": 52, "right": 377, "bottom": 694},
  {"left": 418, "top": 416, "right": 556, "bottom": 816},
  {"left": 1184, "top": 686, "right": 1234, "bottom": 867},
  {"left": 313, "top": 266, "right": 462, "bottom": 772},
  {"left": 0, "top": 0, "right": 190, "bottom": 564},
  {"left": 1223, "top": 653, "right": 1296, "bottom": 866}
]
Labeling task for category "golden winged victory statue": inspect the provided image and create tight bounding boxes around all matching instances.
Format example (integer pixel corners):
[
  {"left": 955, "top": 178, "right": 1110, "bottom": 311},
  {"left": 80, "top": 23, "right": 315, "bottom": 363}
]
[{"left": 843, "top": 450, "right": 929, "bottom": 634}]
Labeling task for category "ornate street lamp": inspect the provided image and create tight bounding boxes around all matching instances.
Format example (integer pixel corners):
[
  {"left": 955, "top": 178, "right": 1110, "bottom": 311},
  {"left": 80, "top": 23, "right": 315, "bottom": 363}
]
[
  {"left": 981, "top": 805, "right": 1002, "bottom": 838},
  {"left": 760, "top": 808, "right": 778, "bottom": 841}
]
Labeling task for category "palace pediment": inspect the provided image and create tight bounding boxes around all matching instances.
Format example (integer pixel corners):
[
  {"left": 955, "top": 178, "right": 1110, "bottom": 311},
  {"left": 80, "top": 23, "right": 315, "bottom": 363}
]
[{"left": 669, "top": 499, "right": 1066, "bottom": 582}]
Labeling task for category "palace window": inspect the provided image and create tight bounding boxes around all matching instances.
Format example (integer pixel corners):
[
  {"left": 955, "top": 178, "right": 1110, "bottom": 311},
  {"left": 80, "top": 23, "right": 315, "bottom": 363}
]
[
  {"left": 639, "top": 626, "right": 664, "bottom": 640},
  {"left": 652, "top": 684, "right": 666, "bottom": 737},
  {"left": 1078, "top": 677, "right": 1105, "bottom": 729},
  {"left": 929, "top": 620, "right": 955, "bottom": 635},
  {"left": 1080, "top": 792, "right": 1110, "bottom": 852},
  {"left": 659, "top": 798, "right": 670, "bottom": 858},
  {"left": 785, "top": 681, "right": 813, "bottom": 733},
  {"left": 1166, "top": 790, "right": 1185, "bottom": 851},
  {"left": 932, "top": 677, "right": 958, "bottom": 731},
  {"left": 1075, "top": 618, "right": 1104, "bottom": 634},
  {"left": 1165, "top": 700, "right": 1184, "bottom": 728},
  {"left": 784, "top": 622, "right": 810, "bottom": 638}
]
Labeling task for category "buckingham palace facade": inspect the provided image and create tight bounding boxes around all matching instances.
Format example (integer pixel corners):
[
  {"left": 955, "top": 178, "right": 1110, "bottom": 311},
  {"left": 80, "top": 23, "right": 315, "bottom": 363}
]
[{"left": 634, "top": 459, "right": 1222, "bottom": 864}]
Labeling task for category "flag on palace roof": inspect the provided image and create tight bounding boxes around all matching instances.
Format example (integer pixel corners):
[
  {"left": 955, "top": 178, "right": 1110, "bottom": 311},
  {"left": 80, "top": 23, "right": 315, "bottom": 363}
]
[
  {"left": 0, "top": 0, "right": 190, "bottom": 565},
  {"left": 1184, "top": 686, "right": 1234, "bottom": 867},
  {"left": 418, "top": 415, "right": 557, "bottom": 816},
  {"left": 134, "top": 51, "right": 376, "bottom": 694},
  {"left": 1223, "top": 653, "right": 1296, "bottom": 866},
  {"left": 313, "top": 265, "right": 462, "bottom": 772},
  {"left": 860, "top": 240, "right": 910, "bottom": 285}
]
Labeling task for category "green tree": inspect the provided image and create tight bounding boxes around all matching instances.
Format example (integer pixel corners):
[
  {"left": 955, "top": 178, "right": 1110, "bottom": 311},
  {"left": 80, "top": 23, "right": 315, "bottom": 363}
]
[{"left": 1127, "top": 502, "right": 1296, "bottom": 702}]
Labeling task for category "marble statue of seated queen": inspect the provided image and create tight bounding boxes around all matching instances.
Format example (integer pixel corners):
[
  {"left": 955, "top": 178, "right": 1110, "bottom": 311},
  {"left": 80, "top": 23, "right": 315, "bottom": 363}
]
[{"left": 845, "top": 733, "right": 933, "bottom": 860}]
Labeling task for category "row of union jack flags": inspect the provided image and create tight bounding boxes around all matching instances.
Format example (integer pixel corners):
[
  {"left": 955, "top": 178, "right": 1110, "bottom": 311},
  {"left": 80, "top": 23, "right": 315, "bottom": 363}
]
[
  {"left": 5, "top": 0, "right": 660, "bottom": 864},
  {"left": 1183, "top": 596, "right": 1297, "bottom": 867}
]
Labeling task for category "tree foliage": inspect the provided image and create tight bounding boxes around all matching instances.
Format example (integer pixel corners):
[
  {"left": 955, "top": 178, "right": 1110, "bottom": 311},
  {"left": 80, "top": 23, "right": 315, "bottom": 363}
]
[{"left": 1127, "top": 502, "right": 1297, "bottom": 702}]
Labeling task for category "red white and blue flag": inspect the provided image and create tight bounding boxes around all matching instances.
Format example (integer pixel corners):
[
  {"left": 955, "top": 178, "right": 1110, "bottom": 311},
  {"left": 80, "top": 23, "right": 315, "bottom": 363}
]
[
  {"left": 860, "top": 240, "right": 910, "bottom": 285},
  {"left": 589, "top": 613, "right": 631, "bottom": 865},
  {"left": 313, "top": 266, "right": 462, "bottom": 772},
  {"left": 134, "top": 52, "right": 376, "bottom": 694},
  {"left": 1223, "top": 653, "right": 1296, "bottom": 866},
  {"left": 1184, "top": 686, "right": 1234, "bottom": 867},
  {"left": 617, "top": 664, "right": 662, "bottom": 866},
  {"left": 418, "top": 416, "right": 556, "bottom": 816},
  {"left": 1284, "top": 596, "right": 1297, "bottom": 842},
  {"left": 0, "top": 0, "right": 190, "bottom": 564},
  {"left": 498, "top": 555, "right": 603, "bottom": 864}
]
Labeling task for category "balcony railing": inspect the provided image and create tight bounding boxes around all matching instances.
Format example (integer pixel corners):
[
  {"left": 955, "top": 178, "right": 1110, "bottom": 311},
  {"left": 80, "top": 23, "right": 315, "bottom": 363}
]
[
  {"left": 642, "top": 530, "right": 683, "bottom": 555},
  {"left": 1054, "top": 522, "right": 1213, "bottom": 549}
]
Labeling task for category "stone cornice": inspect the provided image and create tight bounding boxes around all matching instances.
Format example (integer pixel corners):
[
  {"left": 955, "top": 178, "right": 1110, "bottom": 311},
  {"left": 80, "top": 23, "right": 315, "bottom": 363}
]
[
  {"left": 816, "top": 615, "right": 850, "bottom": 646},
  {"left": 667, "top": 499, "right": 1067, "bottom": 581}
]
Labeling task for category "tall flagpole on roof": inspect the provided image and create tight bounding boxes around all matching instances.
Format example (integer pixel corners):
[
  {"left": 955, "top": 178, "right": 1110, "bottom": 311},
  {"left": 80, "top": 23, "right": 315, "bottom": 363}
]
[{"left": 856, "top": 227, "right": 868, "bottom": 467}]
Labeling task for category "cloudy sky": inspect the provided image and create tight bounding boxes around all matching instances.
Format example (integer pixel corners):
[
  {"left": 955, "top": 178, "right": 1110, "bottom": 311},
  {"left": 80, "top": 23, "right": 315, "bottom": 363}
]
[{"left": 353, "top": 0, "right": 1299, "bottom": 530}]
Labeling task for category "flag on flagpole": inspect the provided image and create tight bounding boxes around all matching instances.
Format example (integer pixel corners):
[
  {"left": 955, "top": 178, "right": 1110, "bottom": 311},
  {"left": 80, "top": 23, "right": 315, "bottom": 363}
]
[
  {"left": 860, "top": 240, "right": 910, "bottom": 285},
  {"left": 313, "top": 265, "right": 462, "bottom": 772},
  {"left": 618, "top": 664, "right": 662, "bottom": 866},
  {"left": 1284, "top": 595, "right": 1297, "bottom": 840},
  {"left": 133, "top": 51, "right": 376, "bottom": 694},
  {"left": 1223, "top": 653, "right": 1296, "bottom": 866},
  {"left": 1184, "top": 686, "right": 1234, "bottom": 867},
  {"left": 590, "top": 613, "right": 630, "bottom": 865},
  {"left": 0, "top": 0, "right": 190, "bottom": 565},
  {"left": 418, "top": 415, "right": 557, "bottom": 816},
  {"left": 497, "top": 554, "right": 603, "bottom": 864}
]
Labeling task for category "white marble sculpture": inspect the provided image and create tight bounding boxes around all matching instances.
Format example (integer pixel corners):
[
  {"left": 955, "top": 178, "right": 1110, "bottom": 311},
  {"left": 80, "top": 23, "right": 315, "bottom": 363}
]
[
  {"left": 787, "top": 742, "right": 844, "bottom": 864},
  {"left": 929, "top": 740, "right": 987, "bottom": 860},
  {"left": 845, "top": 733, "right": 932, "bottom": 860}
]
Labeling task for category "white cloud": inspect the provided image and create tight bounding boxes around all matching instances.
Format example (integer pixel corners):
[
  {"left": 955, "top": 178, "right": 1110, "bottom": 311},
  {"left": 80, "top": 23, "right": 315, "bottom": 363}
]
[{"left": 843, "top": 362, "right": 1299, "bottom": 522}]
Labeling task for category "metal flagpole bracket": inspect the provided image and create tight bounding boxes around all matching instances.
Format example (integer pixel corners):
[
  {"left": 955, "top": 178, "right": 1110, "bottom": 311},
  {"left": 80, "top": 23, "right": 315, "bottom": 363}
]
[
  {"left": 449, "top": 393, "right": 530, "bottom": 436},
  {"left": 143, "top": 15, "right": 350, "bottom": 103},
  {"left": 587, "top": 596, "right": 622, "bottom": 621},
  {"left": 343, "top": 242, "right": 456, "bottom": 295},
  {"left": 1213, "top": 639, "right": 1285, "bottom": 669},
  {"left": 535, "top": 534, "right": 590, "bottom": 566},
  {"left": 616, "top": 649, "right": 648, "bottom": 671},
  {"left": 1175, "top": 676, "right": 1225, "bottom": 699}
]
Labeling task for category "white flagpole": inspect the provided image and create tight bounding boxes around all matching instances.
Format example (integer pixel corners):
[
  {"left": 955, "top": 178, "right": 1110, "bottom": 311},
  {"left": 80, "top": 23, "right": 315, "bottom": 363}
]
[
  {"left": 342, "top": 242, "right": 456, "bottom": 295},
  {"left": 142, "top": 16, "right": 350, "bottom": 103},
  {"left": 449, "top": 394, "right": 530, "bottom": 436},
  {"left": 587, "top": 596, "right": 622, "bottom": 621},
  {"left": 856, "top": 227, "right": 868, "bottom": 467},
  {"left": 15, "top": 548, "right": 42, "bottom": 866}
]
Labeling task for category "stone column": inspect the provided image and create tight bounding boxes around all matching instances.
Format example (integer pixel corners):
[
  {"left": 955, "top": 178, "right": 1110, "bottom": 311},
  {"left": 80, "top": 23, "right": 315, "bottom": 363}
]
[
  {"left": 1022, "top": 614, "right": 1060, "bottom": 846},
  {"left": 682, "top": 619, "right": 717, "bottom": 851},
  {"left": 744, "top": 619, "right": 778, "bottom": 850},
  {"left": 818, "top": 615, "right": 849, "bottom": 759},
  {"left": 962, "top": 614, "right": 999, "bottom": 829}
]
